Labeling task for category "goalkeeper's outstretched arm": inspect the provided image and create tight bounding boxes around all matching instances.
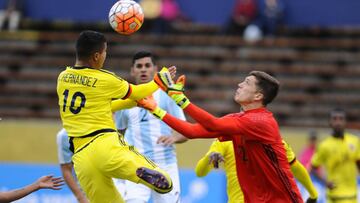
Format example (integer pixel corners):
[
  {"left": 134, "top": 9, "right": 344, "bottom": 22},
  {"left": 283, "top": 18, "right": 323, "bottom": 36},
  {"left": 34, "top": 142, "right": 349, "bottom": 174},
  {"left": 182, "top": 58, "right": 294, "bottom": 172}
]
[{"left": 137, "top": 94, "right": 223, "bottom": 139}]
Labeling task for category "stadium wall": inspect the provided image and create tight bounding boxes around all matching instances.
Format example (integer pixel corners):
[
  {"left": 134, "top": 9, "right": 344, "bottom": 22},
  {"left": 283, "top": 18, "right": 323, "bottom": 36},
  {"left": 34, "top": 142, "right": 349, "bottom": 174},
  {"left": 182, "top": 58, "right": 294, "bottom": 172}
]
[{"left": 1, "top": 0, "right": 359, "bottom": 26}]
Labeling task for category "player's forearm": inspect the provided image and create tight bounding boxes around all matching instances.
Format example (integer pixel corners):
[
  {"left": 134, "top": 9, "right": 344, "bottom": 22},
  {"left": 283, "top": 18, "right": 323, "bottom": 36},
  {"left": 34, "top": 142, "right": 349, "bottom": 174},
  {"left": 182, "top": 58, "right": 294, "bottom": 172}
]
[
  {"left": 128, "top": 81, "right": 158, "bottom": 101},
  {"left": 62, "top": 169, "right": 87, "bottom": 201},
  {"left": 195, "top": 156, "right": 213, "bottom": 177},
  {"left": 0, "top": 182, "right": 39, "bottom": 202},
  {"left": 111, "top": 99, "right": 137, "bottom": 112},
  {"left": 163, "top": 113, "right": 221, "bottom": 139},
  {"left": 184, "top": 103, "right": 239, "bottom": 133},
  {"left": 291, "top": 160, "right": 318, "bottom": 199}
]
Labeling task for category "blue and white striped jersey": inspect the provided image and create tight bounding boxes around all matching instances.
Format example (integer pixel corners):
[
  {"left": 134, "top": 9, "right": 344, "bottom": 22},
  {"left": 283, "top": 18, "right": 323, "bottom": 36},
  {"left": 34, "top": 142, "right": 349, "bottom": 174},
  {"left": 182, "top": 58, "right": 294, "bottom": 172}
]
[
  {"left": 114, "top": 90, "right": 186, "bottom": 165},
  {"left": 56, "top": 128, "right": 73, "bottom": 164}
]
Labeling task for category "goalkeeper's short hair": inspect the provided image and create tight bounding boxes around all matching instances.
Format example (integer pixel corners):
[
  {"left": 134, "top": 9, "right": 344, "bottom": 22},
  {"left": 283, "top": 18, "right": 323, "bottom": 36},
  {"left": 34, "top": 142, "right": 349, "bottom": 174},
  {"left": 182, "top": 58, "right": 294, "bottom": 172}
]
[{"left": 249, "top": 71, "right": 280, "bottom": 106}]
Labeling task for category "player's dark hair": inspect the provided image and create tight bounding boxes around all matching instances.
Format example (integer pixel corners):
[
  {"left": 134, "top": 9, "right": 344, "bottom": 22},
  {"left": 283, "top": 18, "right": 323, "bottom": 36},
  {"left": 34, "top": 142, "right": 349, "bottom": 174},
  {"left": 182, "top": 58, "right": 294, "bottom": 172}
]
[
  {"left": 76, "top": 30, "right": 106, "bottom": 60},
  {"left": 249, "top": 71, "right": 280, "bottom": 106},
  {"left": 132, "top": 51, "right": 156, "bottom": 65},
  {"left": 330, "top": 108, "right": 346, "bottom": 119}
]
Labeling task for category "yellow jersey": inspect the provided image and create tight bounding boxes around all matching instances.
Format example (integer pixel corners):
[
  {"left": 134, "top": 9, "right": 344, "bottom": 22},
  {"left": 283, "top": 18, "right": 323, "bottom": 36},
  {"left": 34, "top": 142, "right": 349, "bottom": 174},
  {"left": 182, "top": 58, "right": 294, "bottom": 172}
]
[
  {"left": 311, "top": 133, "right": 360, "bottom": 199},
  {"left": 195, "top": 139, "right": 296, "bottom": 203},
  {"left": 57, "top": 66, "right": 130, "bottom": 138}
]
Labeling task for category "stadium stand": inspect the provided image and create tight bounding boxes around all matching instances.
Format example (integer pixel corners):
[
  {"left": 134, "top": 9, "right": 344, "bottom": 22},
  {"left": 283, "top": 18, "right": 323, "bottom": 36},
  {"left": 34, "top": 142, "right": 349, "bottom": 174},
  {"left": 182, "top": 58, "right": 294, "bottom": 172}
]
[{"left": 0, "top": 29, "right": 360, "bottom": 128}]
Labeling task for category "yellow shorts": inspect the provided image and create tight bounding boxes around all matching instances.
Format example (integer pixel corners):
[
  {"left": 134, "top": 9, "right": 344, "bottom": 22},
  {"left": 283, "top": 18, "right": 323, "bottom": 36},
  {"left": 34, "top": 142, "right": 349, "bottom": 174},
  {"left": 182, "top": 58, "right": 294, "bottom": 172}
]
[
  {"left": 327, "top": 195, "right": 358, "bottom": 203},
  {"left": 72, "top": 132, "right": 166, "bottom": 203}
]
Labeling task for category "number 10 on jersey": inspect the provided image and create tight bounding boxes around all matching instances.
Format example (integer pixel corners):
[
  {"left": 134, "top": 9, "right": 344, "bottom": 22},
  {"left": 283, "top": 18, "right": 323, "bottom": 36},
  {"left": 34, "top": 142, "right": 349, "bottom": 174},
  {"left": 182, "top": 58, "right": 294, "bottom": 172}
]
[{"left": 62, "top": 89, "right": 86, "bottom": 114}]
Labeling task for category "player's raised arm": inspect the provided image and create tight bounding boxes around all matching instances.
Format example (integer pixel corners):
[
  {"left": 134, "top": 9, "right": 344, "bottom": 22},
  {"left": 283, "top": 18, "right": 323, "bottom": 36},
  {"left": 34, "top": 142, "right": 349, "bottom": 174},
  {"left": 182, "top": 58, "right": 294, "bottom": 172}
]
[
  {"left": 162, "top": 75, "right": 249, "bottom": 134},
  {"left": 164, "top": 72, "right": 280, "bottom": 137},
  {"left": 137, "top": 96, "right": 221, "bottom": 139},
  {"left": 111, "top": 99, "right": 137, "bottom": 112}
]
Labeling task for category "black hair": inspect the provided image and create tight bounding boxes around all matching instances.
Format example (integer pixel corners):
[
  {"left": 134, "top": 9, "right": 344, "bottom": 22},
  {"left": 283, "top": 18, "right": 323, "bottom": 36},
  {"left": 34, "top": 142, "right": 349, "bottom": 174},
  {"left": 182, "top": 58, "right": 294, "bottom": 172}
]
[
  {"left": 330, "top": 108, "right": 346, "bottom": 118},
  {"left": 76, "top": 30, "right": 106, "bottom": 60},
  {"left": 132, "top": 51, "right": 156, "bottom": 65},
  {"left": 249, "top": 71, "right": 280, "bottom": 105}
]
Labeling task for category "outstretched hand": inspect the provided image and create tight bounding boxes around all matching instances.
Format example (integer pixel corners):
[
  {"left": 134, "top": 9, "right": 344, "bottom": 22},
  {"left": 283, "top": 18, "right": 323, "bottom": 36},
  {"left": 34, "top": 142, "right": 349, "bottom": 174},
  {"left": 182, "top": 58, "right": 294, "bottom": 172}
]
[
  {"left": 137, "top": 95, "right": 167, "bottom": 120},
  {"left": 154, "top": 67, "right": 175, "bottom": 91},
  {"left": 137, "top": 95, "right": 157, "bottom": 111},
  {"left": 167, "top": 75, "right": 190, "bottom": 109},
  {"left": 37, "top": 175, "right": 64, "bottom": 190},
  {"left": 157, "top": 136, "right": 177, "bottom": 146},
  {"left": 168, "top": 66, "right": 177, "bottom": 79},
  {"left": 208, "top": 152, "right": 225, "bottom": 169}
]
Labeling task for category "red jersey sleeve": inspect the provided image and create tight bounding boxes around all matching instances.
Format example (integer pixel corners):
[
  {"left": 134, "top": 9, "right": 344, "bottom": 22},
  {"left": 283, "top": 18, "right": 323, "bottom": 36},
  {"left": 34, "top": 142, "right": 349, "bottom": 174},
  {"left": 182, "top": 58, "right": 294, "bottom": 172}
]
[
  {"left": 162, "top": 113, "right": 222, "bottom": 139},
  {"left": 184, "top": 103, "right": 248, "bottom": 134},
  {"left": 184, "top": 103, "right": 278, "bottom": 142}
]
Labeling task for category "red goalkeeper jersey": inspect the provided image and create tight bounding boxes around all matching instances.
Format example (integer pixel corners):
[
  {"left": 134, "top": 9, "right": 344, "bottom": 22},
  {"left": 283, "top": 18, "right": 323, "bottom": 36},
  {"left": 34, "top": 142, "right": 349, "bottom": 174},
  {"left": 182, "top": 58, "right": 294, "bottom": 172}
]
[{"left": 162, "top": 104, "right": 303, "bottom": 203}]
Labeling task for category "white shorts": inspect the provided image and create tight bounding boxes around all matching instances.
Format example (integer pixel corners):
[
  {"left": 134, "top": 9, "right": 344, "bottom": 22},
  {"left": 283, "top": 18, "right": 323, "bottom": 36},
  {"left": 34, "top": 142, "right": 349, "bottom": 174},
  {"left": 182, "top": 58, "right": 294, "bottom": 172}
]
[{"left": 116, "top": 162, "right": 180, "bottom": 203}]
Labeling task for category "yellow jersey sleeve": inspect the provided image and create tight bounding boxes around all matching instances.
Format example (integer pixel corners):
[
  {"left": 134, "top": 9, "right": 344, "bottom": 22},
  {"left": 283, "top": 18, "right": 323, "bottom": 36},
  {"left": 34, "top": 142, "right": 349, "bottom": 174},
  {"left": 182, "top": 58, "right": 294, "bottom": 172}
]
[
  {"left": 195, "top": 139, "right": 224, "bottom": 177},
  {"left": 282, "top": 140, "right": 296, "bottom": 164},
  {"left": 290, "top": 160, "right": 318, "bottom": 199}
]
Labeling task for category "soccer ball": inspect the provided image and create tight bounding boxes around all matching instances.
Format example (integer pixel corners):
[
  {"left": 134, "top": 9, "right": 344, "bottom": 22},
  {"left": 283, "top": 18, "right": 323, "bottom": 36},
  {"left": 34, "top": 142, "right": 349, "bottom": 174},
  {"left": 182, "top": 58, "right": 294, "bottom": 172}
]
[{"left": 109, "top": 0, "right": 144, "bottom": 35}]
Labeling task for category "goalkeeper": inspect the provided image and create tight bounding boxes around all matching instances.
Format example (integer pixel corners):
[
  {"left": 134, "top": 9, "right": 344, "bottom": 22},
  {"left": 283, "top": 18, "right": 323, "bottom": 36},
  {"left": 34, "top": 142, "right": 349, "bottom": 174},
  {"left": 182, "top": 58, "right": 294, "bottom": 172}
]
[
  {"left": 195, "top": 139, "right": 318, "bottom": 203},
  {"left": 138, "top": 71, "right": 304, "bottom": 202}
]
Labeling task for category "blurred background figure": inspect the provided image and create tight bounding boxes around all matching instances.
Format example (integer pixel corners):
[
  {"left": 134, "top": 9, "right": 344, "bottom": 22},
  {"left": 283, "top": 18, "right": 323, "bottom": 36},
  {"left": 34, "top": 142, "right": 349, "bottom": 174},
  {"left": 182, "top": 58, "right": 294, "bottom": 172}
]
[
  {"left": 0, "top": 0, "right": 23, "bottom": 32},
  {"left": 310, "top": 108, "right": 360, "bottom": 203},
  {"left": 140, "top": 0, "right": 187, "bottom": 34},
  {"left": 223, "top": 0, "right": 257, "bottom": 35},
  {"left": 258, "top": 0, "right": 285, "bottom": 36},
  {"left": 299, "top": 130, "right": 318, "bottom": 171}
]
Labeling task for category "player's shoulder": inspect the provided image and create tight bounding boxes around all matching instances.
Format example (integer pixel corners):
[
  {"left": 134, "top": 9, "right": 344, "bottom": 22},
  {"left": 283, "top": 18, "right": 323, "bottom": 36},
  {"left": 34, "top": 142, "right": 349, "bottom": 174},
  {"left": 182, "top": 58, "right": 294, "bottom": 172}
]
[
  {"left": 345, "top": 133, "right": 360, "bottom": 145},
  {"left": 345, "top": 132, "right": 359, "bottom": 139},
  {"left": 318, "top": 137, "right": 336, "bottom": 150},
  {"left": 57, "top": 66, "right": 70, "bottom": 76},
  {"left": 226, "top": 112, "right": 245, "bottom": 118},
  {"left": 56, "top": 128, "right": 67, "bottom": 137},
  {"left": 99, "top": 68, "right": 125, "bottom": 81},
  {"left": 56, "top": 128, "right": 68, "bottom": 145}
]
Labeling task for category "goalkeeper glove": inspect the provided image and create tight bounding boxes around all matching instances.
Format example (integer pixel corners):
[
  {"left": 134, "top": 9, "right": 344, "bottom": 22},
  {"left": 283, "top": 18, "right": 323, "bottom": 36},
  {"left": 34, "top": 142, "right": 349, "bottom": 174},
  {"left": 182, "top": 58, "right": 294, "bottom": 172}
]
[
  {"left": 167, "top": 75, "right": 190, "bottom": 109},
  {"left": 154, "top": 67, "right": 174, "bottom": 91},
  {"left": 137, "top": 96, "right": 167, "bottom": 120}
]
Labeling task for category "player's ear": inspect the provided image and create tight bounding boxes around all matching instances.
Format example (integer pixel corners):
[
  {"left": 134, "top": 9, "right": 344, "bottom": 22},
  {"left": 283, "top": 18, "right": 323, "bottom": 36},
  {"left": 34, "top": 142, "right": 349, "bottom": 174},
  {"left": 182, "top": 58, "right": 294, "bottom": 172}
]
[
  {"left": 93, "top": 52, "right": 100, "bottom": 62},
  {"left": 254, "top": 92, "right": 264, "bottom": 101}
]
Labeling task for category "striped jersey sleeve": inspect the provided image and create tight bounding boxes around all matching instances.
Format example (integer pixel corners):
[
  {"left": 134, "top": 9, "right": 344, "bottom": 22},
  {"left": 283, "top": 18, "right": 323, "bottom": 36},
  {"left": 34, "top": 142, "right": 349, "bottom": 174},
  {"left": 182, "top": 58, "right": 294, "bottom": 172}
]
[{"left": 56, "top": 128, "right": 73, "bottom": 164}]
